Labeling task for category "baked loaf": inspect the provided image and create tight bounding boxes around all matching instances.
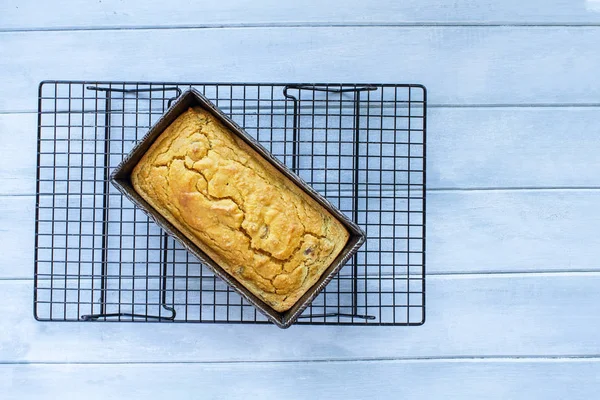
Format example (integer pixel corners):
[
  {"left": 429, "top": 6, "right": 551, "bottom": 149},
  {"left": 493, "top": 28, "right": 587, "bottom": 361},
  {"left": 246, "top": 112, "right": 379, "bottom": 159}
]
[{"left": 132, "top": 107, "right": 349, "bottom": 312}]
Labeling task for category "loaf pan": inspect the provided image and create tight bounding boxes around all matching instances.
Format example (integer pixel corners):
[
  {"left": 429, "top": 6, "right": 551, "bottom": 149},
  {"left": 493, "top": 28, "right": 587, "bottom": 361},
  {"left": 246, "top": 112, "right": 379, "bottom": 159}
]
[{"left": 110, "top": 88, "right": 366, "bottom": 328}]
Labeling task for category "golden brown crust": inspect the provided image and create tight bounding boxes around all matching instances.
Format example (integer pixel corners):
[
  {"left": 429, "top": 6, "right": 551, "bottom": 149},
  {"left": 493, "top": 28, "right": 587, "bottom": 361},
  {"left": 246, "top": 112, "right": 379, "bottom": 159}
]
[{"left": 131, "top": 107, "right": 349, "bottom": 311}]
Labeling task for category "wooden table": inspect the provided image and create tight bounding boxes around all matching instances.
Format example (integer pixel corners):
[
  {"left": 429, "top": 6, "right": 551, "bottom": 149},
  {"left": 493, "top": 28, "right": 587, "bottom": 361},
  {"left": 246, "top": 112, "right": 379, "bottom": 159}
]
[{"left": 1, "top": 1, "right": 599, "bottom": 398}]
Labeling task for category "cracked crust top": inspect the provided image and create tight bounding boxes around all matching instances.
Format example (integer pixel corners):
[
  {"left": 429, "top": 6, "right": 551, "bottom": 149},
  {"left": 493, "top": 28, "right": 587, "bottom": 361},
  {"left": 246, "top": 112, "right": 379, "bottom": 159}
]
[{"left": 131, "top": 107, "right": 350, "bottom": 312}]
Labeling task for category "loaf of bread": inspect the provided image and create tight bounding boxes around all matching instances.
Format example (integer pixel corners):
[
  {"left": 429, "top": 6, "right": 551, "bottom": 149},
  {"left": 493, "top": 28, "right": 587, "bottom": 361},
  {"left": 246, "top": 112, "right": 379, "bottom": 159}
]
[{"left": 131, "top": 107, "right": 349, "bottom": 312}]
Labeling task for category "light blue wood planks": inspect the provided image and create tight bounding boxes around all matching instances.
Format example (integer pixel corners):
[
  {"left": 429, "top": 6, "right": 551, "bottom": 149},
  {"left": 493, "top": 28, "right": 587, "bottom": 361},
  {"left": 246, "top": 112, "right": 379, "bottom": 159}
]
[
  {"left": 2, "top": 275, "right": 599, "bottom": 363},
  {"left": 0, "top": 114, "right": 37, "bottom": 195},
  {"left": 3, "top": 190, "right": 600, "bottom": 278},
  {"left": 2, "top": 0, "right": 600, "bottom": 30},
  {"left": 1, "top": 27, "right": 600, "bottom": 111},
  {"left": 3, "top": 106, "right": 600, "bottom": 195},
  {"left": 429, "top": 107, "right": 600, "bottom": 189},
  {"left": 1, "top": 1, "right": 600, "bottom": 398},
  {"left": 2, "top": 359, "right": 600, "bottom": 400}
]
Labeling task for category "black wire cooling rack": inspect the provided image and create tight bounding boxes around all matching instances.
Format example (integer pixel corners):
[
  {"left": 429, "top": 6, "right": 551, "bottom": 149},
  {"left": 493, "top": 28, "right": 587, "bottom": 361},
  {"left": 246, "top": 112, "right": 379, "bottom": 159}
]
[{"left": 34, "top": 81, "right": 426, "bottom": 326}]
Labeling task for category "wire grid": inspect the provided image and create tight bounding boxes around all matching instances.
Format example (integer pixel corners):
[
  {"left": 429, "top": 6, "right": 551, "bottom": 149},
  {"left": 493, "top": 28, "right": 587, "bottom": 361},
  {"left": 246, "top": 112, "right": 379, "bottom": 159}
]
[{"left": 34, "top": 81, "right": 426, "bottom": 325}]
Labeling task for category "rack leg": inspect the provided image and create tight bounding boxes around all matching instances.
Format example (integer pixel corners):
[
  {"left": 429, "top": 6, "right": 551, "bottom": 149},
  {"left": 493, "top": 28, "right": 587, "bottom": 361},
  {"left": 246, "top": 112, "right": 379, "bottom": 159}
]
[
  {"left": 284, "top": 84, "right": 376, "bottom": 321},
  {"left": 99, "top": 90, "right": 111, "bottom": 317},
  {"left": 80, "top": 85, "right": 180, "bottom": 321}
]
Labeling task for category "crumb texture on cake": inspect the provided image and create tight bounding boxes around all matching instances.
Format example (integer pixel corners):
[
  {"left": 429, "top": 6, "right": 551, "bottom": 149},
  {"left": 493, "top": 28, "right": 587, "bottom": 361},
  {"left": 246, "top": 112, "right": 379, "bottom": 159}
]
[{"left": 131, "top": 107, "right": 350, "bottom": 312}]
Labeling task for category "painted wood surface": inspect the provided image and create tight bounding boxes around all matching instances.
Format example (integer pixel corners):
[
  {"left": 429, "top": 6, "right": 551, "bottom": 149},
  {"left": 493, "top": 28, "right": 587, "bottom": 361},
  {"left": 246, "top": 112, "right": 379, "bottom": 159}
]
[
  {"left": 3, "top": 190, "right": 600, "bottom": 279},
  {"left": 2, "top": 0, "right": 600, "bottom": 398},
  {"left": 4, "top": 107, "right": 600, "bottom": 196},
  {"left": 2, "top": 0, "right": 600, "bottom": 30},
  {"left": 2, "top": 274, "right": 600, "bottom": 363},
  {"left": 2, "top": 359, "right": 600, "bottom": 400},
  {"left": 2, "top": 27, "right": 600, "bottom": 112}
]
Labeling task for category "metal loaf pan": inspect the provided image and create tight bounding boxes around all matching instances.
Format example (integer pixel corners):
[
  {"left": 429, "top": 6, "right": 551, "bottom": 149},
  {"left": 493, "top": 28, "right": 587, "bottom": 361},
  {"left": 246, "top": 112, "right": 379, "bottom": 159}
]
[{"left": 110, "top": 89, "right": 366, "bottom": 328}]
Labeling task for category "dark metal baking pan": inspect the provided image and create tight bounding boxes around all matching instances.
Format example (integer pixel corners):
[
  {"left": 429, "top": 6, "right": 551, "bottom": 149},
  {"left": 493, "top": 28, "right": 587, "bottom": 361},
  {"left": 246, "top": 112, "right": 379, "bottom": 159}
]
[{"left": 110, "top": 88, "right": 366, "bottom": 328}]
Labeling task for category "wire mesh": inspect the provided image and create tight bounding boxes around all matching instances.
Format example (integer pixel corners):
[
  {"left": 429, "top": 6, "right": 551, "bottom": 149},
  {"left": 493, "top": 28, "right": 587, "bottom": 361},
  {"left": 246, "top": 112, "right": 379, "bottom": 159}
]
[{"left": 34, "top": 81, "right": 426, "bottom": 325}]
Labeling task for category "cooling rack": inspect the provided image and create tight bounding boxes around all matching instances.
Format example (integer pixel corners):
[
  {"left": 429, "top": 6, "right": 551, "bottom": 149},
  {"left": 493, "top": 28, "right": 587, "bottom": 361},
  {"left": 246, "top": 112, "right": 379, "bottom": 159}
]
[{"left": 34, "top": 81, "right": 426, "bottom": 325}]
